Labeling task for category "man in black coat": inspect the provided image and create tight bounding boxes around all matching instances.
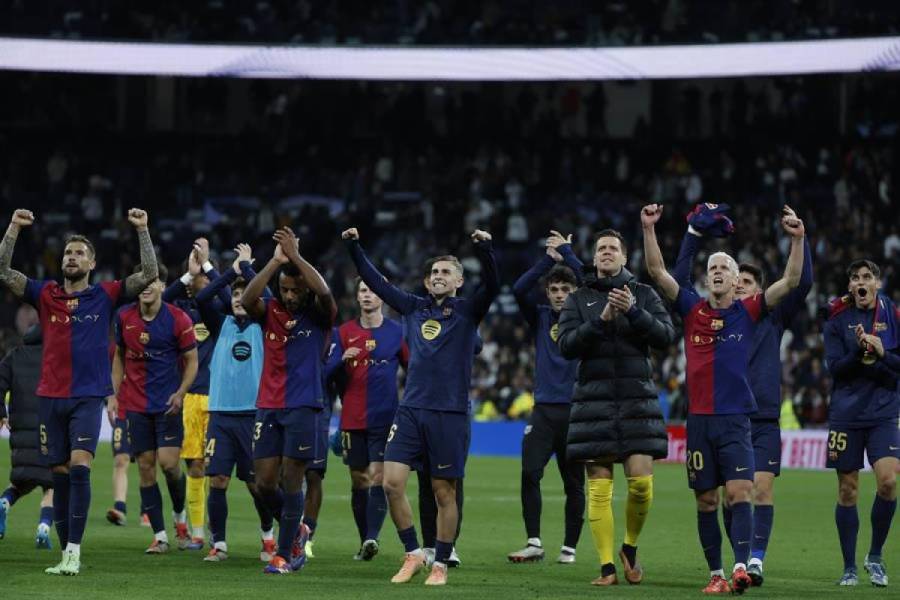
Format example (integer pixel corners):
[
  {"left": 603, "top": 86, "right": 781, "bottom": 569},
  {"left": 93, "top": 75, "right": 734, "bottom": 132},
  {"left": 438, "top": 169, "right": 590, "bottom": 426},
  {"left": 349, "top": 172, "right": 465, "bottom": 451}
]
[
  {"left": 558, "top": 229, "right": 675, "bottom": 586},
  {"left": 0, "top": 324, "right": 54, "bottom": 547}
]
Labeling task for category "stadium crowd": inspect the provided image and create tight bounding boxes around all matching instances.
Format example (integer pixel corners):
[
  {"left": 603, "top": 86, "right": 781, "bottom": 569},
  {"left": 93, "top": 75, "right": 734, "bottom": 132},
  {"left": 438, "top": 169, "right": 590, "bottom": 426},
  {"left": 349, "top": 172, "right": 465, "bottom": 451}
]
[
  {"left": 1, "top": 0, "right": 898, "bottom": 46},
  {"left": 0, "top": 71, "right": 897, "bottom": 426}
]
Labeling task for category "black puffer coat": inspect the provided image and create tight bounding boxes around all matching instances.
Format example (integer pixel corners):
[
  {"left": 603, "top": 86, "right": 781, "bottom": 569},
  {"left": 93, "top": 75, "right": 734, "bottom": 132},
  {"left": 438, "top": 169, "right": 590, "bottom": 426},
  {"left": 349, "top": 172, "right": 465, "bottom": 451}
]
[
  {"left": 558, "top": 268, "right": 674, "bottom": 462},
  {"left": 0, "top": 325, "right": 51, "bottom": 487}
]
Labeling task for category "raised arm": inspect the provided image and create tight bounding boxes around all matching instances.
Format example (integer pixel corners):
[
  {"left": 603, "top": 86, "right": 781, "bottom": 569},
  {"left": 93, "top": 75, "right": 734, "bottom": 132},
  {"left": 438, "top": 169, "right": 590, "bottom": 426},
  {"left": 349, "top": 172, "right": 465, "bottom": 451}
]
[
  {"left": 123, "top": 209, "right": 159, "bottom": 298},
  {"left": 275, "top": 227, "right": 336, "bottom": 326},
  {"left": 672, "top": 229, "right": 701, "bottom": 288},
  {"left": 240, "top": 248, "right": 285, "bottom": 321},
  {"left": 764, "top": 206, "right": 805, "bottom": 309},
  {"left": 512, "top": 254, "right": 555, "bottom": 327},
  {"left": 469, "top": 230, "right": 501, "bottom": 323},
  {"left": 773, "top": 237, "right": 813, "bottom": 326},
  {"left": 342, "top": 228, "right": 419, "bottom": 315},
  {"left": 0, "top": 209, "right": 35, "bottom": 299},
  {"left": 640, "top": 204, "right": 679, "bottom": 301}
]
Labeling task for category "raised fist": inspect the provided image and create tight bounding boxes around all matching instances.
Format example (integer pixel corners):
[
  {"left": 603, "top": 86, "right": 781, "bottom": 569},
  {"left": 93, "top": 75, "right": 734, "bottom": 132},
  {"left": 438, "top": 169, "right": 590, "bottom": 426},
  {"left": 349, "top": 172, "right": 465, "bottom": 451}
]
[
  {"left": 10, "top": 209, "right": 34, "bottom": 228},
  {"left": 471, "top": 229, "right": 492, "bottom": 243},
  {"left": 127, "top": 208, "right": 149, "bottom": 229},
  {"left": 341, "top": 228, "right": 360, "bottom": 241},
  {"left": 641, "top": 204, "right": 663, "bottom": 227}
]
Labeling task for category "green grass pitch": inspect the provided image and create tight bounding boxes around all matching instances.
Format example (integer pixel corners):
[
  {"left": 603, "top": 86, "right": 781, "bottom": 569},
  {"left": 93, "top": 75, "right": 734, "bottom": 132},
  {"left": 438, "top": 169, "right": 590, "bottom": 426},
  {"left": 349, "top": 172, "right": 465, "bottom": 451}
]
[{"left": 0, "top": 444, "right": 895, "bottom": 599}]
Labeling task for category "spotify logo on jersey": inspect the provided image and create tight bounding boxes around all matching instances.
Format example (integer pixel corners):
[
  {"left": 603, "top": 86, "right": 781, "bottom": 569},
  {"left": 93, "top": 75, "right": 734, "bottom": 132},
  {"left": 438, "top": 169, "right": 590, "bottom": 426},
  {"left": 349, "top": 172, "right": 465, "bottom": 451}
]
[{"left": 232, "top": 341, "right": 252, "bottom": 361}]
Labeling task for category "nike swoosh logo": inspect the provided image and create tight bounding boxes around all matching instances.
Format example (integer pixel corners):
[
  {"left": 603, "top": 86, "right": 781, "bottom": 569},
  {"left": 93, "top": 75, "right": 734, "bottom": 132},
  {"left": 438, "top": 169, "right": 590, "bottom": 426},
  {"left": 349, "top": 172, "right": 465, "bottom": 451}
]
[
  {"left": 313, "top": 459, "right": 325, "bottom": 464},
  {"left": 437, "top": 464, "right": 452, "bottom": 469},
  {"left": 768, "top": 460, "right": 779, "bottom": 465},
  {"left": 735, "top": 467, "right": 749, "bottom": 472},
  {"left": 126, "top": 325, "right": 137, "bottom": 330},
  {"left": 586, "top": 301, "right": 599, "bottom": 307},
  {"left": 76, "top": 436, "right": 92, "bottom": 442},
  {"left": 698, "top": 308, "right": 710, "bottom": 316},
  {"left": 164, "top": 436, "right": 176, "bottom": 441},
  {"left": 349, "top": 336, "right": 361, "bottom": 343},
  {"left": 890, "top": 446, "right": 899, "bottom": 451},
  {"left": 298, "top": 445, "right": 312, "bottom": 451}
]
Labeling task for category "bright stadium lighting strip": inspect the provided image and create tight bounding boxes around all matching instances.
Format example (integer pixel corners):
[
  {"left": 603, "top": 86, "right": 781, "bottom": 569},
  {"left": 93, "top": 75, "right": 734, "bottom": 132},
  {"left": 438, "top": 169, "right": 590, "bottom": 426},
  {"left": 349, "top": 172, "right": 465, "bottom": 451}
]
[{"left": 1, "top": 36, "right": 899, "bottom": 79}]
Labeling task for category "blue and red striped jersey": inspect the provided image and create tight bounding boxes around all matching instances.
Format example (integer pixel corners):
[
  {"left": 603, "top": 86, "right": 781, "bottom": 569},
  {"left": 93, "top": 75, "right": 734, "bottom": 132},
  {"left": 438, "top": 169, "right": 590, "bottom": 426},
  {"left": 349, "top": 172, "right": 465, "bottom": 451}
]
[
  {"left": 335, "top": 318, "right": 409, "bottom": 431},
  {"left": 676, "top": 286, "right": 766, "bottom": 415},
  {"left": 256, "top": 297, "right": 332, "bottom": 410},
  {"left": 116, "top": 302, "right": 197, "bottom": 413},
  {"left": 25, "top": 279, "right": 123, "bottom": 398}
]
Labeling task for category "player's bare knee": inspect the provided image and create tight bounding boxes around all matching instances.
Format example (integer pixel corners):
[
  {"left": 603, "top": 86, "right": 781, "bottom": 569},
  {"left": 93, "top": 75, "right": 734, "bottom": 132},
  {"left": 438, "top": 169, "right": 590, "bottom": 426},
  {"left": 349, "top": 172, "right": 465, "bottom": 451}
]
[
  {"left": 210, "top": 474, "right": 230, "bottom": 489},
  {"left": 837, "top": 476, "right": 859, "bottom": 505},
  {"left": 187, "top": 459, "right": 205, "bottom": 478},
  {"left": 875, "top": 476, "right": 896, "bottom": 500},
  {"left": 695, "top": 489, "right": 719, "bottom": 511}
]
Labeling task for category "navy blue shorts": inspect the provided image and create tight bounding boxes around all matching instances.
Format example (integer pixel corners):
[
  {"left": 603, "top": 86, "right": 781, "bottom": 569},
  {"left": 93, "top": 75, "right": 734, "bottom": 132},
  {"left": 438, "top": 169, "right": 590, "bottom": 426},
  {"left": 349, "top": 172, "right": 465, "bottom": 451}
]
[
  {"left": 127, "top": 411, "right": 184, "bottom": 456},
  {"left": 253, "top": 407, "right": 322, "bottom": 462},
  {"left": 206, "top": 412, "right": 255, "bottom": 482},
  {"left": 39, "top": 396, "right": 104, "bottom": 466},
  {"left": 306, "top": 410, "right": 330, "bottom": 477},
  {"left": 751, "top": 419, "right": 781, "bottom": 476},
  {"left": 826, "top": 420, "right": 900, "bottom": 471},
  {"left": 686, "top": 414, "right": 754, "bottom": 491},
  {"left": 384, "top": 406, "right": 470, "bottom": 479},
  {"left": 342, "top": 427, "right": 390, "bottom": 470},
  {"left": 111, "top": 417, "right": 132, "bottom": 457}
]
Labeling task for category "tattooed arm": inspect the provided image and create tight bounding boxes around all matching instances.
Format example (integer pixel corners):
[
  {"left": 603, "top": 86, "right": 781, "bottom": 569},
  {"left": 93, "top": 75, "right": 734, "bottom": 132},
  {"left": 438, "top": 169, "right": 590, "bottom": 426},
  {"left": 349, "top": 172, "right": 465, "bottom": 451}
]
[
  {"left": 0, "top": 209, "right": 34, "bottom": 299},
  {"left": 123, "top": 209, "right": 160, "bottom": 298}
]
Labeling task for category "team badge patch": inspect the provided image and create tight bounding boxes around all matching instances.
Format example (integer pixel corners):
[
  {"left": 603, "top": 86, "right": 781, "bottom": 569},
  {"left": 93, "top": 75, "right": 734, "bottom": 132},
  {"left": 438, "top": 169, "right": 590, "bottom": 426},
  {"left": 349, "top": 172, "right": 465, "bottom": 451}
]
[
  {"left": 549, "top": 323, "right": 560, "bottom": 342},
  {"left": 874, "top": 322, "right": 887, "bottom": 332},
  {"left": 366, "top": 339, "right": 377, "bottom": 351},
  {"left": 139, "top": 332, "right": 150, "bottom": 344},
  {"left": 193, "top": 323, "right": 210, "bottom": 342},
  {"left": 421, "top": 319, "right": 442, "bottom": 340},
  {"left": 66, "top": 298, "right": 79, "bottom": 310},
  {"left": 285, "top": 319, "right": 297, "bottom": 329},
  {"left": 710, "top": 318, "right": 724, "bottom": 331}
]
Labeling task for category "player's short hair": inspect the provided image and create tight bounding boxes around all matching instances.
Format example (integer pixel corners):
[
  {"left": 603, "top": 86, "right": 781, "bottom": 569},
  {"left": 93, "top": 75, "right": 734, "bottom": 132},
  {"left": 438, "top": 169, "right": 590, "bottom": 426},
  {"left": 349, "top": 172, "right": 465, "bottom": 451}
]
[
  {"left": 132, "top": 261, "right": 168, "bottom": 282},
  {"left": 847, "top": 259, "right": 880, "bottom": 279},
  {"left": 543, "top": 265, "right": 578, "bottom": 288},
  {"left": 707, "top": 251, "right": 738, "bottom": 276},
  {"left": 739, "top": 263, "right": 765, "bottom": 287},
  {"left": 231, "top": 277, "right": 248, "bottom": 293},
  {"left": 425, "top": 255, "right": 463, "bottom": 278},
  {"left": 279, "top": 263, "right": 302, "bottom": 279},
  {"left": 64, "top": 234, "right": 96, "bottom": 258},
  {"left": 594, "top": 229, "right": 627, "bottom": 254},
  {"left": 353, "top": 276, "right": 365, "bottom": 294}
]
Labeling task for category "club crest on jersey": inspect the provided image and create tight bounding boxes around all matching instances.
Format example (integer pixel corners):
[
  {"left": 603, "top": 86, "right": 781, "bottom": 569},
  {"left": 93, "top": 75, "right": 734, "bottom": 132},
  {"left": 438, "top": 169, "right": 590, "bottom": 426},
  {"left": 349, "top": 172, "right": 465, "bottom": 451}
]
[
  {"left": 139, "top": 332, "right": 150, "bottom": 344},
  {"left": 549, "top": 323, "right": 560, "bottom": 342},
  {"left": 710, "top": 318, "right": 724, "bottom": 331},
  {"left": 366, "top": 339, "right": 377, "bottom": 351},
  {"left": 421, "top": 319, "right": 442, "bottom": 341},
  {"left": 874, "top": 322, "right": 887, "bottom": 332},
  {"left": 66, "top": 298, "right": 79, "bottom": 310},
  {"left": 285, "top": 319, "right": 297, "bottom": 329},
  {"left": 193, "top": 323, "right": 210, "bottom": 342}
]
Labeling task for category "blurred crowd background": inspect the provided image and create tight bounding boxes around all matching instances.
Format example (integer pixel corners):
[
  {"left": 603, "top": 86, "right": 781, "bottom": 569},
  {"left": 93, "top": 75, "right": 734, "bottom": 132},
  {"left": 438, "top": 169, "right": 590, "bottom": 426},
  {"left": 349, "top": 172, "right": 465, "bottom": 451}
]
[{"left": 0, "top": 2, "right": 898, "bottom": 427}]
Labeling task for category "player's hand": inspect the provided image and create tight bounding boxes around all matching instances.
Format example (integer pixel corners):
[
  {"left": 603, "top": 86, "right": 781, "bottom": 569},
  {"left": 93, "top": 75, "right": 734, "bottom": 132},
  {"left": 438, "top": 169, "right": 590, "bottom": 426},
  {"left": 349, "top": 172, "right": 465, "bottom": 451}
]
[
  {"left": 188, "top": 248, "right": 202, "bottom": 276},
  {"left": 233, "top": 243, "right": 253, "bottom": 274},
  {"left": 861, "top": 334, "right": 884, "bottom": 358},
  {"left": 10, "top": 209, "right": 34, "bottom": 228},
  {"left": 608, "top": 285, "right": 636, "bottom": 313},
  {"left": 342, "top": 347, "right": 362, "bottom": 362},
  {"left": 546, "top": 230, "right": 572, "bottom": 250},
  {"left": 641, "top": 204, "right": 663, "bottom": 227},
  {"left": 780, "top": 205, "right": 805, "bottom": 237},
  {"left": 127, "top": 208, "right": 149, "bottom": 229},
  {"left": 165, "top": 392, "right": 185, "bottom": 416},
  {"left": 471, "top": 229, "right": 492, "bottom": 243},
  {"left": 273, "top": 227, "right": 301, "bottom": 263},
  {"left": 105, "top": 395, "right": 118, "bottom": 428},
  {"left": 546, "top": 246, "right": 563, "bottom": 262},
  {"left": 341, "top": 228, "right": 360, "bottom": 241},
  {"left": 599, "top": 300, "right": 619, "bottom": 322},
  {"left": 193, "top": 238, "right": 210, "bottom": 264}
]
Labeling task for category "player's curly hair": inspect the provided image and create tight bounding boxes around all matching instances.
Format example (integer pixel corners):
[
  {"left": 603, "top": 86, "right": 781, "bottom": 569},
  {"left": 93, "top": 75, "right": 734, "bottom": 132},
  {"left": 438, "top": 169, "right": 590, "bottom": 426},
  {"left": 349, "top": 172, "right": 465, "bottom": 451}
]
[{"left": 542, "top": 265, "right": 578, "bottom": 288}]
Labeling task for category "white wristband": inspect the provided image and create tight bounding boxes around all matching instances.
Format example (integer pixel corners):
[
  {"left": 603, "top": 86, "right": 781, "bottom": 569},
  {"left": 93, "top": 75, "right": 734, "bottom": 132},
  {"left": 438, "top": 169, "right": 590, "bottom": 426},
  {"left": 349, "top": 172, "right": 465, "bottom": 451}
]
[
  {"left": 180, "top": 272, "right": 193, "bottom": 285},
  {"left": 202, "top": 261, "right": 214, "bottom": 273}
]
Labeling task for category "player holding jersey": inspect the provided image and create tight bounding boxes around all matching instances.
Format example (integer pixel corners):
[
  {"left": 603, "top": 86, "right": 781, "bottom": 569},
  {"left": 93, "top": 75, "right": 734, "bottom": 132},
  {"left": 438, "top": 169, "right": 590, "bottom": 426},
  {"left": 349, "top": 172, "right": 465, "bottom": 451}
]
[{"left": 641, "top": 203, "right": 806, "bottom": 594}]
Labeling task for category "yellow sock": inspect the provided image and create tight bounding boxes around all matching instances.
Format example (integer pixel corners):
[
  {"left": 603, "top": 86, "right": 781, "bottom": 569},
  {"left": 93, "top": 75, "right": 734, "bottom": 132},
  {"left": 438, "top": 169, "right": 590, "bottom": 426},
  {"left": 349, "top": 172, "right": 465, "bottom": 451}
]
[
  {"left": 588, "top": 478, "right": 615, "bottom": 566},
  {"left": 624, "top": 475, "right": 653, "bottom": 547},
  {"left": 187, "top": 475, "right": 206, "bottom": 533}
]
